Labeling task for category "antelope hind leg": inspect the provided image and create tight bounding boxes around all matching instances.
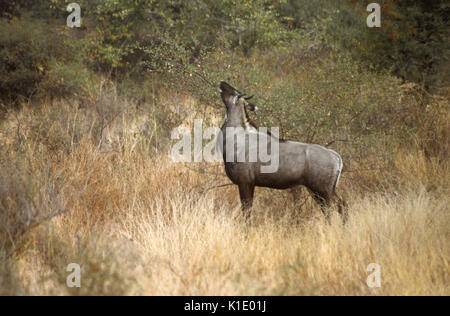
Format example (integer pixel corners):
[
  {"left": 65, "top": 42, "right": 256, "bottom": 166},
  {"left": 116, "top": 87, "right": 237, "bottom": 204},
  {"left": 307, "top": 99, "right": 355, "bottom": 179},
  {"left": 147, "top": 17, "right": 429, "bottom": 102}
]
[
  {"left": 335, "top": 193, "right": 348, "bottom": 224},
  {"left": 310, "top": 191, "right": 331, "bottom": 224}
]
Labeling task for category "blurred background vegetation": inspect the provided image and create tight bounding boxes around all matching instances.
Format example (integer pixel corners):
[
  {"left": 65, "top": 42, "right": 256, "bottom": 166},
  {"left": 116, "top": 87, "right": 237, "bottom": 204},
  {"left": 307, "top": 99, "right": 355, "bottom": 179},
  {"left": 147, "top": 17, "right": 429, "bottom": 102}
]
[
  {"left": 0, "top": 0, "right": 448, "bottom": 164},
  {"left": 1, "top": 0, "right": 448, "bottom": 100}
]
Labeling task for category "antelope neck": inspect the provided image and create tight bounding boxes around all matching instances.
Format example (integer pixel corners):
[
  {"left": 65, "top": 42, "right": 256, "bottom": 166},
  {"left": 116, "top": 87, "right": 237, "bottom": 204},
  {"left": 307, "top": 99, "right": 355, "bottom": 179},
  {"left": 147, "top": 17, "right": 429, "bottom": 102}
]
[{"left": 226, "top": 104, "right": 254, "bottom": 130}]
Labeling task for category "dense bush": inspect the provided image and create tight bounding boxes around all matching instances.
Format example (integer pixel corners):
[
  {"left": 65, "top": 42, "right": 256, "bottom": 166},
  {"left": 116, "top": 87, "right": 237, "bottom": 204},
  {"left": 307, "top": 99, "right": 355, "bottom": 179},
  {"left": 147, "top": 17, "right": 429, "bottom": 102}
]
[
  {"left": 42, "top": 0, "right": 291, "bottom": 74},
  {"left": 275, "top": 0, "right": 449, "bottom": 92},
  {"left": 0, "top": 16, "right": 91, "bottom": 104},
  {"left": 1, "top": 0, "right": 447, "bottom": 105},
  {"left": 327, "top": 1, "right": 448, "bottom": 92}
]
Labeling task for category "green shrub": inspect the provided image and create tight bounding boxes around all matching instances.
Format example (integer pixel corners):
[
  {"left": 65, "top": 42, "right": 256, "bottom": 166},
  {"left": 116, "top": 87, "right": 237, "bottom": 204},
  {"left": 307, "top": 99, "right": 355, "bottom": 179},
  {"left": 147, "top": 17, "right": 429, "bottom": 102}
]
[
  {"left": 323, "top": 1, "right": 449, "bottom": 92},
  {"left": 0, "top": 16, "right": 91, "bottom": 104},
  {"left": 274, "top": 0, "right": 449, "bottom": 92}
]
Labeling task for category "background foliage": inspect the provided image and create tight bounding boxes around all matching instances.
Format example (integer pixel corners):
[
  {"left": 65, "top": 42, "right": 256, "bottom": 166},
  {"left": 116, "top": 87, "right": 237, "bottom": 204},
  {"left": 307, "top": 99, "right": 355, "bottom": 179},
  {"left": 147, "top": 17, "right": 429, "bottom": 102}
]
[
  {"left": 0, "top": 0, "right": 448, "bottom": 162},
  {"left": 1, "top": 0, "right": 448, "bottom": 101}
]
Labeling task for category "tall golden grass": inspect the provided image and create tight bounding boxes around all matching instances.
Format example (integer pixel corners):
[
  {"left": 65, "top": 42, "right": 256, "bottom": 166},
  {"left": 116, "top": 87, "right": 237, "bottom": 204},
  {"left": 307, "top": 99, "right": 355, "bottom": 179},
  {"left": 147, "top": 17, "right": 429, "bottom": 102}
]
[{"left": 0, "top": 88, "right": 448, "bottom": 296}]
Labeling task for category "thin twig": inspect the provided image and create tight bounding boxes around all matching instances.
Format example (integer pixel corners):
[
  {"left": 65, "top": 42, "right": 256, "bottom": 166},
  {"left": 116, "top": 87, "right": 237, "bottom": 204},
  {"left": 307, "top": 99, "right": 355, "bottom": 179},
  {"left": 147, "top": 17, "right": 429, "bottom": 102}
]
[
  {"left": 199, "top": 183, "right": 234, "bottom": 195},
  {"left": 324, "top": 139, "right": 355, "bottom": 147}
]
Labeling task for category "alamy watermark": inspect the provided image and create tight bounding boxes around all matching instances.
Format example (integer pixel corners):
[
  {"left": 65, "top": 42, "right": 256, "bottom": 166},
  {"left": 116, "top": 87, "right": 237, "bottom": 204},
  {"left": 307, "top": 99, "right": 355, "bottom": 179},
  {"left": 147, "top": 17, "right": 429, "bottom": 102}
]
[
  {"left": 66, "top": 263, "right": 81, "bottom": 288},
  {"left": 170, "top": 119, "right": 280, "bottom": 173},
  {"left": 366, "top": 263, "right": 382, "bottom": 288},
  {"left": 66, "top": 2, "right": 381, "bottom": 29},
  {"left": 67, "top": 3, "right": 81, "bottom": 28},
  {"left": 367, "top": 3, "right": 381, "bottom": 28}
]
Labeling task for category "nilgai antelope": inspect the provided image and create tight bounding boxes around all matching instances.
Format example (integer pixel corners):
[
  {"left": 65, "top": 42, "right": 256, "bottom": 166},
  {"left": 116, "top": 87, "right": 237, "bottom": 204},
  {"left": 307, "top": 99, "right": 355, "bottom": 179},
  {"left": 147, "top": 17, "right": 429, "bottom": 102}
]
[{"left": 217, "top": 81, "right": 347, "bottom": 223}]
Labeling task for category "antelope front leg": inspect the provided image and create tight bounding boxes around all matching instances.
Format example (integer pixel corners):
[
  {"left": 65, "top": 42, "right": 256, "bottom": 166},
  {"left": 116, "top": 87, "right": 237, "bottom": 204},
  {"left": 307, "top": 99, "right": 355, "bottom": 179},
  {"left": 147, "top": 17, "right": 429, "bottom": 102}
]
[{"left": 238, "top": 183, "right": 255, "bottom": 220}]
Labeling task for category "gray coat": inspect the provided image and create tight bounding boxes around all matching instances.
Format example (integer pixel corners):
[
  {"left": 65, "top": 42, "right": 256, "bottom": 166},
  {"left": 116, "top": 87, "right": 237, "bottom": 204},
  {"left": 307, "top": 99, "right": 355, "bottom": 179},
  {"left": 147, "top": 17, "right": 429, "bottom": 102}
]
[{"left": 217, "top": 81, "right": 347, "bottom": 222}]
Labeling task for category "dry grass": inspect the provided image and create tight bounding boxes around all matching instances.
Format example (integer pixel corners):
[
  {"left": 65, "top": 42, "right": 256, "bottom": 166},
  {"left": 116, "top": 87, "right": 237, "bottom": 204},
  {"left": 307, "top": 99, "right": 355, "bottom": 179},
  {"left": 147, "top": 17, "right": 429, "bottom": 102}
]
[{"left": 0, "top": 92, "right": 448, "bottom": 296}]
